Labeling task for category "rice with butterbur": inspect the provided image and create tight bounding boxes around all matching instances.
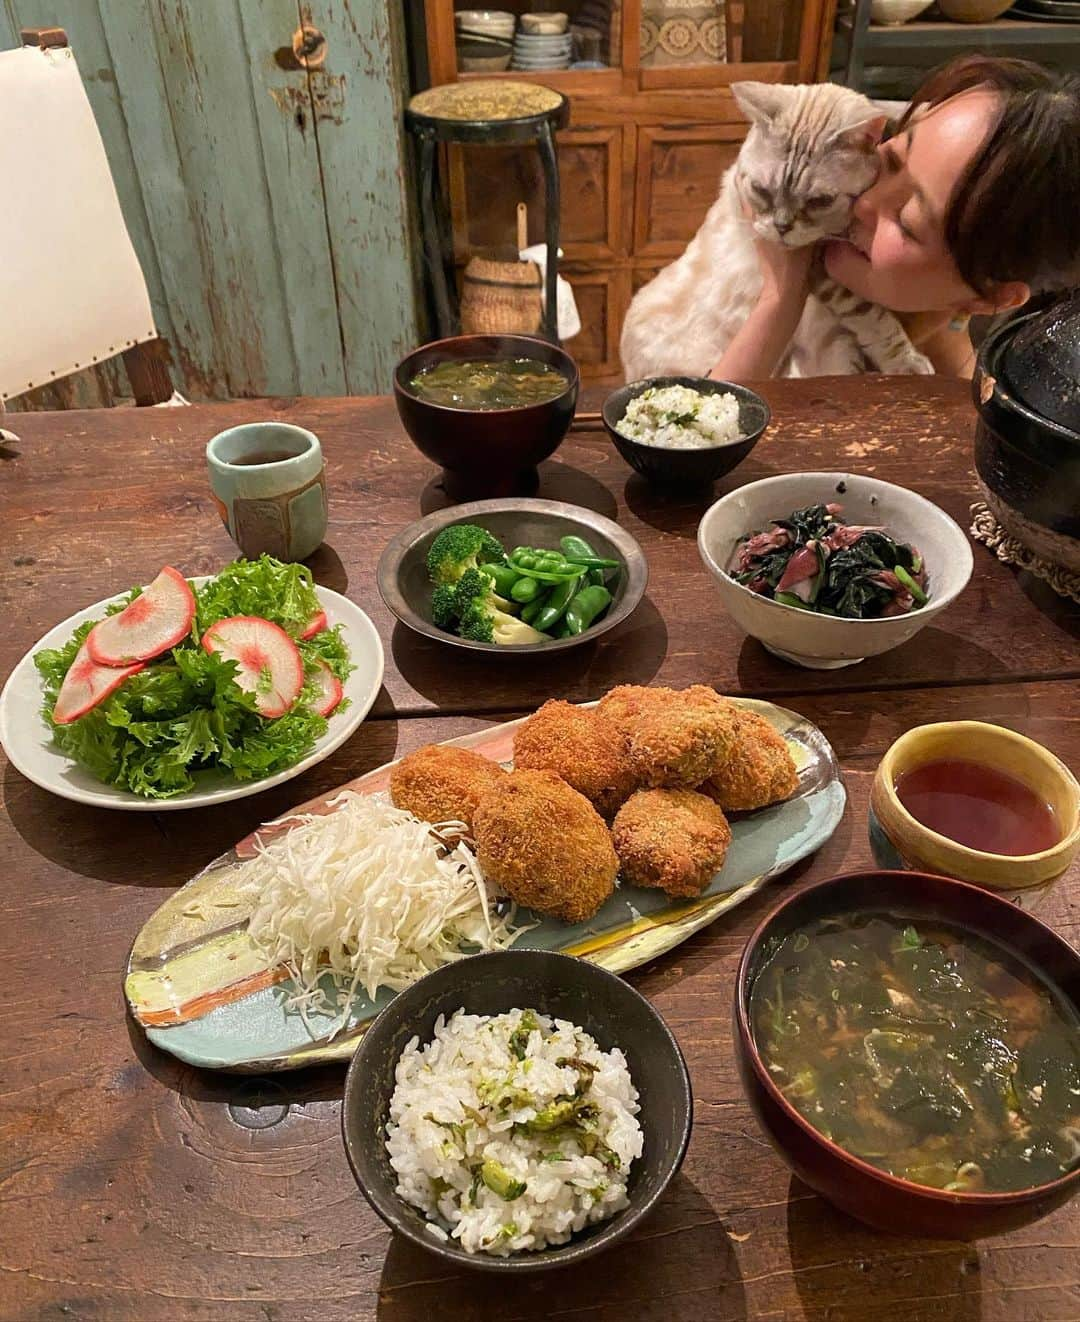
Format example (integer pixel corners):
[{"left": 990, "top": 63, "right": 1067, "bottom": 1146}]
[{"left": 387, "top": 1007, "right": 643, "bottom": 1256}]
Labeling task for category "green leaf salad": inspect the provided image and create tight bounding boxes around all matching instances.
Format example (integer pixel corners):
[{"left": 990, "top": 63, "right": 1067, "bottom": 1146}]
[{"left": 34, "top": 557, "right": 353, "bottom": 799}]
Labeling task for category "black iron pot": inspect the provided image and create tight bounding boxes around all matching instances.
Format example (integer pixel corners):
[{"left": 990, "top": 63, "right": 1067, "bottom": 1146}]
[{"left": 973, "top": 297, "right": 1080, "bottom": 571}]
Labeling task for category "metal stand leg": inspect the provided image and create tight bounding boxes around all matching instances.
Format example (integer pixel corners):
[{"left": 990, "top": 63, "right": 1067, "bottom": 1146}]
[
  {"left": 417, "top": 130, "right": 454, "bottom": 337},
  {"left": 537, "top": 122, "right": 561, "bottom": 345},
  {"left": 845, "top": 0, "right": 872, "bottom": 90}
]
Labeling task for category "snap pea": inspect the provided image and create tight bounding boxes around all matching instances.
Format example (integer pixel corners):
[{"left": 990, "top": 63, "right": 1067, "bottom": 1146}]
[
  {"left": 559, "top": 534, "right": 607, "bottom": 587},
  {"left": 533, "top": 574, "right": 582, "bottom": 632},
  {"left": 563, "top": 554, "right": 620, "bottom": 570},
  {"left": 510, "top": 575, "right": 541, "bottom": 604},
  {"left": 563, "top": 584, "right": 612, "bottom": 636},
  {"left": 482, "top": 562, "right": 521, "bottom": 598},
  {"left": 520, "top": 595, "right": 547, "bottom": 625},
  {"left": 559, "top": 533, "right": 599, "bottom": 561}
]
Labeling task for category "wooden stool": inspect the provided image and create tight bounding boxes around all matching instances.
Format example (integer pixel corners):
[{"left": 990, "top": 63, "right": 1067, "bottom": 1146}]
[{"left": 405, "top": 82, "right": 570, "bottom": 343}]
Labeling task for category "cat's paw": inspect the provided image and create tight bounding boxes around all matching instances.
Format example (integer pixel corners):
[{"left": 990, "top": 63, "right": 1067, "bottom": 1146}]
[{"left": 879, "top": 345, "right": 934, "bottom": 375}]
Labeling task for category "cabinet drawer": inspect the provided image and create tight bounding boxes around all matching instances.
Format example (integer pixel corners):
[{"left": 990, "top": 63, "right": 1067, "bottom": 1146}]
[{"left": 633, "top": 124, "right": 745, "bottom": 257}]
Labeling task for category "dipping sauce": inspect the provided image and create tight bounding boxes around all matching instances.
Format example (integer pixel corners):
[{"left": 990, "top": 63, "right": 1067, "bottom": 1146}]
[
  {"left": 896, "top": 759, "right": 1059, "bottom": 856},
  {"left": 751, "top": 911, "right": 1080, "bottom": 1192},
  {"left": 409, "top": 358, "right": 568, "bottom": 410}
]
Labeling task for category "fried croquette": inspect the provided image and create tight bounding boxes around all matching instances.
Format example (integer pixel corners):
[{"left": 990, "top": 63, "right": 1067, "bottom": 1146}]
[
  {"left": 595, "top": 684, "right": 663, "bottom": 734},
  {"left": 699, "top": 708, "right": 799, "bottom": 812},
  {"left": 472, "top": 769, "right": 618, "bottom": 923},
  {"left": 389, "top": 744, "right": 506, "bottom": 831},
  {"left": 600, "top": 684, "right": 738, "bottom": 788},
  {"left": 612, "top": 788, "right": 732, "bottom": 898},
  {"left": 512, "top": 699, "right": 637, "bottom": 817}
]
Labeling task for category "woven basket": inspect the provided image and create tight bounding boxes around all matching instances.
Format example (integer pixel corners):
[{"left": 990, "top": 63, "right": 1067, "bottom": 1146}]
[{"left": 460, "top": 256, "right": 542, "bottom": 335}]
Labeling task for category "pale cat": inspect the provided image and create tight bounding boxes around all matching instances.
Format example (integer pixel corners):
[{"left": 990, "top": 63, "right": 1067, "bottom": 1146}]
[{"left": 620, "top": 82, "right": 933, "bottom": 381}]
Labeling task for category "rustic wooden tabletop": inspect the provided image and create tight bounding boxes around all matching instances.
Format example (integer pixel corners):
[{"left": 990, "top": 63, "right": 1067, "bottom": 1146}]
[{"left": 2, "top": 378, "right": 1077, "bottom": 1321}]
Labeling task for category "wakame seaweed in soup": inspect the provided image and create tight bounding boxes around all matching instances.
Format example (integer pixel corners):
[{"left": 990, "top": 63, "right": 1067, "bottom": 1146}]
[
  {"left": 409, "top": 359, "right": 568, "bottom": 410},
  {"left": 750, "top": 912, "right": 1080, "bottom": 1193}
]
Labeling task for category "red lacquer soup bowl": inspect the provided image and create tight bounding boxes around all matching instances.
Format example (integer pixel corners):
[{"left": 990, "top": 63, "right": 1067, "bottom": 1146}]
[{"left": 734, "top": 870, "right": 1080, "bottom": 1240}]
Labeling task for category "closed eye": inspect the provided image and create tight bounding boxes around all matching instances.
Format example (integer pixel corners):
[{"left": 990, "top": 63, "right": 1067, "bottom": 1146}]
[
  {"left": 750, "top": 181, "right": 773, "bottom": 205},
  {"left": 806, "top": 194, "right": 836, "bottom": 210}
]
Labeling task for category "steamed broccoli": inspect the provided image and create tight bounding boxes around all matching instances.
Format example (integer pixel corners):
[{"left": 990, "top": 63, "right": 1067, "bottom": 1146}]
[
  {"left": 426, "top": 524, "right": 505, "bottom": 587},
  {"left": 431, "top": 584, "right": 458, "bottom": 630},
  {"left": 452, "top": 567, "right": 515, "bottom": 619},
  {"left": 460, "top": 596, "right": 549, "bottom": 646}
]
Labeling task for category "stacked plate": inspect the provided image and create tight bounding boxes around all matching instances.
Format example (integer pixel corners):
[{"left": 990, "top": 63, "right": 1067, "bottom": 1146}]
[
  {"left": 511, "top": 29, "right": 573, "bottom": 69},
  {"left": 456, "top": 9, "right": 514, "bottom": 72}
]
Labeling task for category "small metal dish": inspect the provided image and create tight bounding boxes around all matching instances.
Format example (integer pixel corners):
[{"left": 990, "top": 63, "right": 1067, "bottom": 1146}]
[{"left": 376, "top": 497, "right": 648, "bottom": 654}]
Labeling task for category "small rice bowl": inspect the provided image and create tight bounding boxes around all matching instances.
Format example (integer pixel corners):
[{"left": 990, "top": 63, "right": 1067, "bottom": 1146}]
[
  {"left": 620, "top": 384, "right": 742, "bottom": 450},
  {"left": 386, "top": 1007, "right": 643, "bottom": 1256}
]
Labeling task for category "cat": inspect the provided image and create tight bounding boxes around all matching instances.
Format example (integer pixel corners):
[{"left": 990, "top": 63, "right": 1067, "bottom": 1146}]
[{"left": 620, "top": 81, "right": 933, "bottom": 381}]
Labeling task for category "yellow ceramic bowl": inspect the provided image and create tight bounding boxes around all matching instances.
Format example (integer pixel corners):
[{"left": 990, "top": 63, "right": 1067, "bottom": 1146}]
[{"left": 869, "top": 721, "right": 1080, "bottom": 908}]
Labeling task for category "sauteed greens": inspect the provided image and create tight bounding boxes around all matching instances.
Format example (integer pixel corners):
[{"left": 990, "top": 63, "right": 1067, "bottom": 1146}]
[
  {"left": 729, "top": 503, "right": 928, "bottom": 619},
  {"left": 751, "top": 912, "right": 1080, "bottom": 1193}
]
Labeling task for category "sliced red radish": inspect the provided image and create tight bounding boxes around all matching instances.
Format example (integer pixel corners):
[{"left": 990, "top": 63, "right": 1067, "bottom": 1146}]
[
  {"left": 299, "top": 608, "right": 327, "bottom": 640},
  {"left": 87, "top": 566, "right": 195, "bottom": 666},
  {"left": 202, "top": 615, "right": 303, "bottom": 718},
  {"left": 53, "top": 640, "right": 145, "bottom": 724},
  {"left": 309, "top": 658, "right": 343, "bottom": 717}
]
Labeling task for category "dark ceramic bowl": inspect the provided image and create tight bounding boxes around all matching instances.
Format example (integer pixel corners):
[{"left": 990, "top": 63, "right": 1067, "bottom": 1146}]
[
  {"left": 376, "top": 496, "right": 648, "bottom": 655},
  {"left": 973, "top": 312, "right": 1080, "bottom": 571},
  {"left": 342, "top": 950, "right": 692, "bottom": 1272},
  {"left": 735, "top": 870, "right": 1080, "bottom": 1240},
  {"left": 394, "top": 334, "right": 579, "bottom": 501},
  {"left": 602, "top": 377, "right": 770, "bottom": 487}
]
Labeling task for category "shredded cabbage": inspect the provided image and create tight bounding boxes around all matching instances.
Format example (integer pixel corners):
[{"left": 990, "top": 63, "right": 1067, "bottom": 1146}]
[{"left": 241, "top": 791, "right": 523, "bottom": 1025}]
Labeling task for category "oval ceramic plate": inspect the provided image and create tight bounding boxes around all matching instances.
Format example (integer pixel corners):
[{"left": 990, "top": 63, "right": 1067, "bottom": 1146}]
[
  {"left": 0, "top": 579, "right": 384, "bottom": 811},
  {"left": 125, "top": 698, "right": 845, "bottom": 1070}
]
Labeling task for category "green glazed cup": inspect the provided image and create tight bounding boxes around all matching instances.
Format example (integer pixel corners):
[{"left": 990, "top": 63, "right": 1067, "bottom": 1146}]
[{"left": 206, "top": 422, "right": 327, "bottom": 562}]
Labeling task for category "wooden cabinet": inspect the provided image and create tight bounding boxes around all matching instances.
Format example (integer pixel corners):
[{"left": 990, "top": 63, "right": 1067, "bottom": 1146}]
[{"left": 422, "top": 0, "right": 835, "bottom": 383}]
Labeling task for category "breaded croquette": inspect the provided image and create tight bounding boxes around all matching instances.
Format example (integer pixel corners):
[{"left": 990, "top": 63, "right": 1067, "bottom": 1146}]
[
  {"left": 595, "top": 684, "right": 662, "bottom": 734},
  {"left": 512, "top": 699, "right": 637, "bottom": 818},
  {"left": 612, "top": 788, "right": 732, "bottom": 898},
  {"left": 473, "top": 769, "right": 618, "bottom": 924},
  {"left": 699, "top": 708, "right": 799, "bottom": 812},
  {"left": 601, "top": 684, "right": 738, "bottom": 788},
  {"left": 389, "top": 744, "right": 506, "bottom": 832}
]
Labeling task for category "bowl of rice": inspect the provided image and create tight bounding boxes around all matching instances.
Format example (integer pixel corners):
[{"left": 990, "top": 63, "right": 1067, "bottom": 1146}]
[
  {"left": 341, "top": 949, "right": 692, "bottom": 1271},
  {"left": 602, "top": 376, "right": 770, "bottom": 486}
]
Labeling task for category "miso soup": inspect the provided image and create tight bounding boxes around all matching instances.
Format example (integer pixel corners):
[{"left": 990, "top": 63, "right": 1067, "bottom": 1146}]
[
  {"left": 750, "top": 911, "right": 1080, "bottom": 1192},
  {"left": 409, "top": 358, "right": 568, "bottom": 410}
]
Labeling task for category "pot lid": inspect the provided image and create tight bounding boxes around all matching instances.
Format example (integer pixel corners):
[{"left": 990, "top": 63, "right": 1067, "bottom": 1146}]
[{"left": 1001, "top": 291, "right": 1080, "bottom": 433}]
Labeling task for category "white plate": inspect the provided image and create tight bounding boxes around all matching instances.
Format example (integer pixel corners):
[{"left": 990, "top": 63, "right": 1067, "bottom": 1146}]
[{"left": 0, "top": 580, "right": 385, "bottom": 811}]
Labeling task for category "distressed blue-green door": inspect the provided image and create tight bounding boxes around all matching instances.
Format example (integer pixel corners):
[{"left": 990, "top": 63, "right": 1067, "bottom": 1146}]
[{"left": 1, "top": 0, "right": 417, "bottom": 403}]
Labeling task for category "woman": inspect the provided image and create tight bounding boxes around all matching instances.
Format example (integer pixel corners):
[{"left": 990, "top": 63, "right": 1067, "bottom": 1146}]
[{"left": 712, "top": 56, "right": 1080, "bottom": 381}]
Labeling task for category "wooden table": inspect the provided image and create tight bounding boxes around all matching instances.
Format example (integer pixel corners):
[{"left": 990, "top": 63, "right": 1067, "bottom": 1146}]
[{"left": 2, "top": 378, "right": 1077, "bottom": 1321}]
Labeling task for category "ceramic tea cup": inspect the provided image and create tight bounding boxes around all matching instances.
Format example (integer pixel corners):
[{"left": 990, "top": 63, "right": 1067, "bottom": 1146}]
[
  {"left": 869, "top": 720, "right": 1080, "bottom": 909},
  {"left": 206, "top": 422, "right": 327, "bottom": 562}
]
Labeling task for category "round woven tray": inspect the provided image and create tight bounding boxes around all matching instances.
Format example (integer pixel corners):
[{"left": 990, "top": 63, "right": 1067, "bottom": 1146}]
[{"left": 970, "top": 496, "right": 1080, "bottom": 602}]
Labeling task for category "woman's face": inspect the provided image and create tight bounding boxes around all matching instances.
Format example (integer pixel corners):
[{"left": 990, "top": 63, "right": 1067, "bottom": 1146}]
[{"left": 823, "top": 90, "right": 1000, "bottom": 314}]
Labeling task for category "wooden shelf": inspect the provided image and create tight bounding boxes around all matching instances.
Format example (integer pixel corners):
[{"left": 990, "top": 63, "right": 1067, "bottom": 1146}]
[
  {"left": 838, "top": 13, "right": 1080, "bottom": 52},
  {"left": 458, "top": 67, "right": 623, "bottom": 96}
]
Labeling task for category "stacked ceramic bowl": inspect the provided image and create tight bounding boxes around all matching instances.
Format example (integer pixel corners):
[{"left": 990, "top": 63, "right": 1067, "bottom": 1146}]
[
  {"left": 456, "top": 9, "right": 514, "bottom": 72},
  {"left": 512, "top": 12, "right": 572, "bottom": 70}
]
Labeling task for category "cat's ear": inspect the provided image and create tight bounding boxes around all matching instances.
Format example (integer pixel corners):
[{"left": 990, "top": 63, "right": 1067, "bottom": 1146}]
[
  {"left": 829, "top": 115, "right": 888, "bottom": 151},
  {"left": 732, "top": 81, "right": 790, "bottom": 129}
]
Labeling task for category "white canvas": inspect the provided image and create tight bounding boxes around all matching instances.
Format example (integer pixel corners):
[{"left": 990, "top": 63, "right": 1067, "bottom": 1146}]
[{"left": 0, "top": 44, "right": 156, "bottom": 401}]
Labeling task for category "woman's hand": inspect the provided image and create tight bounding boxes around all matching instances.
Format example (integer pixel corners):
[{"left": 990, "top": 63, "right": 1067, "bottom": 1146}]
[
  {"left": 755, "top": 234, "right": 815, "bottom": 310},
  {"left": 708, "top": 229, "right": 816, "bottom": 382}
]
